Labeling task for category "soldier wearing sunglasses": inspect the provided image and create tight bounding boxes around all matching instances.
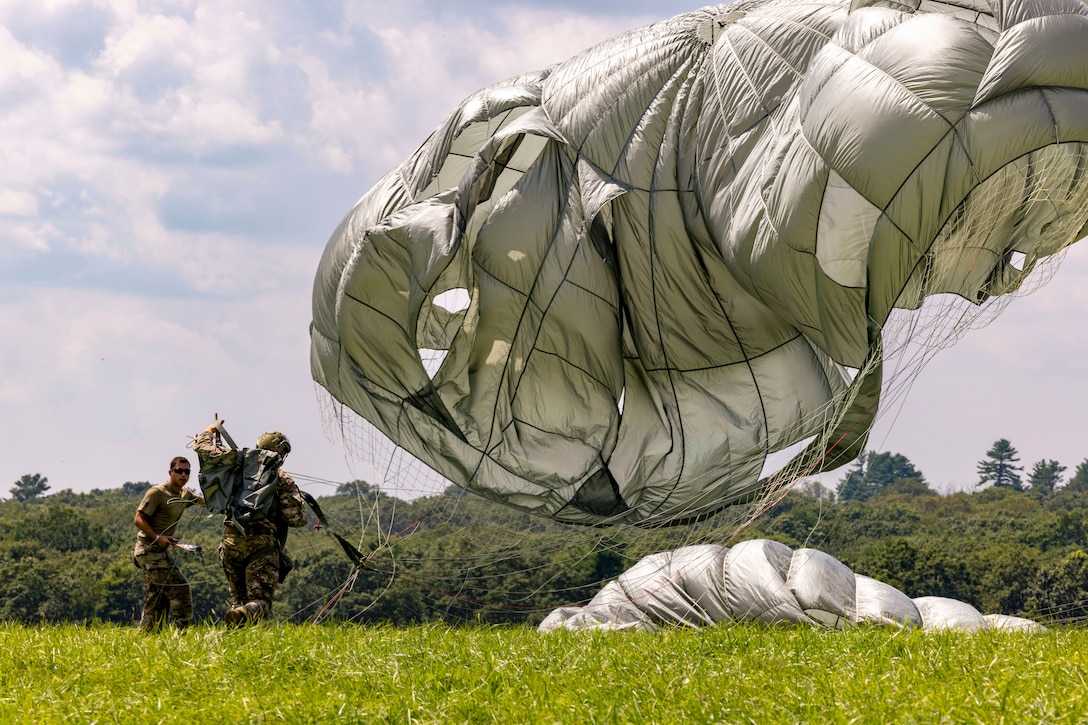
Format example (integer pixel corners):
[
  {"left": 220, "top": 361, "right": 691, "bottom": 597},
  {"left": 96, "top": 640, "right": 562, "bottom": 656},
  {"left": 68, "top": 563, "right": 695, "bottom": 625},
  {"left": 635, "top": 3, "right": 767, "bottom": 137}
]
[{"left": 132, "top": 457, "right": 205, "bottom": 632}]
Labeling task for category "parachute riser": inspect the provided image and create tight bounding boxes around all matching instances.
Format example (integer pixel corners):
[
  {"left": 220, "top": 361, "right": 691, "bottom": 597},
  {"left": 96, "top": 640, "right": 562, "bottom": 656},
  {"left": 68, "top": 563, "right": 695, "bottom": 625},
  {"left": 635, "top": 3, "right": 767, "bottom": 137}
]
[{"left": 214, "top": 420, "right": 239, "bottom": 451}]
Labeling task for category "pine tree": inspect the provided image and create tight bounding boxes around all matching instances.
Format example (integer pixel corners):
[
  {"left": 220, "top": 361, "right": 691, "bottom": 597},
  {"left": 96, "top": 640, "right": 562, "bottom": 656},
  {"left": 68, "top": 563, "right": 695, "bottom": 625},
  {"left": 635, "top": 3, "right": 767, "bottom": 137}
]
[
  {"left": 1027, "top": 459, "right": 1065, "bottom": 496},
  {"left": 1066, "top": 459, "right": 1088, "bottom": 492},
  {"left": 837, "top": 451, "right": 926, "bottom": 501},
  {"left": 976, "top": 439, "right": 1023, "bottom": 491},
  {"left": 836, "top": 454, "right": 869, "bottom": 501}
]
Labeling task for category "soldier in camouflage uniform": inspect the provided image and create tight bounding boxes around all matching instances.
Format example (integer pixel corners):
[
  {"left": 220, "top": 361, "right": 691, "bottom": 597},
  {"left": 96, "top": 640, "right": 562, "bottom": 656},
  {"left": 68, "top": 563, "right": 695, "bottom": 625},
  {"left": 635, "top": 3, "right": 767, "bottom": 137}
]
[
  {"left": 193, "top": 419, "right": 307, "bottom": 626},
  {"left": 133, "top": 457, "right": 204, "bottom": 632}
]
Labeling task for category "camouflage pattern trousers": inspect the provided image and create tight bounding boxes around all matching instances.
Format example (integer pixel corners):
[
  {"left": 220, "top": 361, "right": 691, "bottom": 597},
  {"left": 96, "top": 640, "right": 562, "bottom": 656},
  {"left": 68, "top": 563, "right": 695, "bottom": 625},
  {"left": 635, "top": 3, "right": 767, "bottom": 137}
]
[
  {"left": 134, "top": 551, "right": 193, "bottom": 631},
  {"left": 219, "top": 531, "right": 281, "bottom": 620}
]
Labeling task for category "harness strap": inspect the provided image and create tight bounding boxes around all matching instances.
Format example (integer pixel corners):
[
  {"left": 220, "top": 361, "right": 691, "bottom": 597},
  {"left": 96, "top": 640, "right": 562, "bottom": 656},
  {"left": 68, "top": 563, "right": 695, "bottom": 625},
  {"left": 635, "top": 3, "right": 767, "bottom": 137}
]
[
  {"left": 299, "top": 490, "right": 368, "bottom": 568},
  {"left": 240, "top": 544, "right": 279, "bottom": 568}
]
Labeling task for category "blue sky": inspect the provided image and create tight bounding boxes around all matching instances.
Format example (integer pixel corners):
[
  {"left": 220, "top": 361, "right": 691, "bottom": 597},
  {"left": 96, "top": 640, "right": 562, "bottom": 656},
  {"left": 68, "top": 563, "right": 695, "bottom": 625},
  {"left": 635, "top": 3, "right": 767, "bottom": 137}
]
[{"left": 2, "top": 0, "right": 1087, "bottom": 500}]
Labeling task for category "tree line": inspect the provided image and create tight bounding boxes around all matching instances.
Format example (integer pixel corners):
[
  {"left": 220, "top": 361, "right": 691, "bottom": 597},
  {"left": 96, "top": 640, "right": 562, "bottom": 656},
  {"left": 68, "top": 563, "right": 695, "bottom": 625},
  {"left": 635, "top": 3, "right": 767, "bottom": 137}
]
[
  {"left": 3, "top": 438, "right": 1088, "bottom": 627},
  {"left": 835, "top": 438, "right": 1088, "bottom": 501}
]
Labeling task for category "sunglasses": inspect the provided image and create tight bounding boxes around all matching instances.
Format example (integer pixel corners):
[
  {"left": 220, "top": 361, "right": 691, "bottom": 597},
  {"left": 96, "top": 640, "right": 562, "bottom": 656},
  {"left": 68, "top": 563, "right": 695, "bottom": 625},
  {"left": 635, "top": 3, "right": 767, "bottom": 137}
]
[{"left": 173, "top": 468, "right": 191, "bottom": 475}]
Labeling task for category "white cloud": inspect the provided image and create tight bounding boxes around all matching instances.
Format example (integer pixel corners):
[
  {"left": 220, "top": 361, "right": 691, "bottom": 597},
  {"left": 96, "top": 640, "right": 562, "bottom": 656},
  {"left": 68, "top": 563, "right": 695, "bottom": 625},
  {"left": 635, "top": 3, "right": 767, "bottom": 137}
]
[
  {"left": 0, "top": 26, "right": 55, "bottom": 95},
  {"left": 296, "top": 5, "right": 665, "bottom": 176},
  {"left": 95, "top": 6, "right": 286, "bottom": 153},
  {"left": 0, "top": 188, "right": 39, "bottom": 217}
]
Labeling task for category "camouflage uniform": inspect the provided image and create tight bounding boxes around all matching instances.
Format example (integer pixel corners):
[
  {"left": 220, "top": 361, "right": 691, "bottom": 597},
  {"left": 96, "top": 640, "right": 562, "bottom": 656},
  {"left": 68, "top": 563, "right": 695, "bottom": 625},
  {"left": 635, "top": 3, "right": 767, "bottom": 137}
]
[
  {"left": 134, "top": 483, "right": 200, "bottom": 631},
  {"left": 193, "top": 430, "right": 307, "bottom": 623}
]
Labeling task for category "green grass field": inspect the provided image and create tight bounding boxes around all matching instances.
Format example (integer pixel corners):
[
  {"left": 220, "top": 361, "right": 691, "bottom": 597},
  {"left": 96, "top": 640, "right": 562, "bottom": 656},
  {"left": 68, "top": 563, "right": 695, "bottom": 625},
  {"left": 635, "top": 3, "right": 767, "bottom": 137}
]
[{"left": 2, "top": 621, "right": 1085, "bottom": 724}]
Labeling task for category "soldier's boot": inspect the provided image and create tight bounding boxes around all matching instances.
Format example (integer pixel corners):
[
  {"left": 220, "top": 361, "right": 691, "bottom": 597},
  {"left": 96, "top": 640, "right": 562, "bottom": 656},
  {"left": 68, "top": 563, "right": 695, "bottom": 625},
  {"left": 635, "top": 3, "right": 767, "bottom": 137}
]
[
  {"left": 224, "top": 604, "right": 248, "bottom": 627},
  {"left": 243, "top": 599, "right": 270, "bottom": 622}
]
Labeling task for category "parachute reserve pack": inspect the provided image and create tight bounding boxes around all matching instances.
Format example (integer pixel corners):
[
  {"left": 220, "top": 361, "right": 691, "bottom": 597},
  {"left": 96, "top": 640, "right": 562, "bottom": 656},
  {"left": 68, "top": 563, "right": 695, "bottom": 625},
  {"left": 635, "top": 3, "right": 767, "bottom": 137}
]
[{"left": 198, "top": 437, "right": 284, "bottom": 535}]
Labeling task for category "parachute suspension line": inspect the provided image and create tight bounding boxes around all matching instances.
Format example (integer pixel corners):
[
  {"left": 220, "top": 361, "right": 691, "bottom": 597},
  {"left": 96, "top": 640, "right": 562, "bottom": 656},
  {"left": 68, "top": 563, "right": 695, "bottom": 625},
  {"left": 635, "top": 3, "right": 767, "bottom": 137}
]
[
  {"left": 315, "top": 378, "right": 810, "bottom": 619},
  {"left": 870, "top": 145, "right": 1084, "bottom": 451},
  {"left": 730, "top": 349, "right": 884, "bottom": 545},
  {"left": 388, "top": 571, "right": 565, "bottom": 614},
  {"left": 300, "top": 478, "right": 585, "bottom": 618},
  {"left": 1029, "top": 598, "right": 1088, "bottom": 626},
  {"left": 311, "top": 568, "right": 364, "bottom": 624},
  {"left": 296, "top": 478, "right": 476, "bottom": 621},
  {"left": 298, "top": 491, "right": 370, "bottom": 568},
  {"left": 314, "top": 389, "right": 457, "bottom": 553},
  {"left": 289, "top": 399, "right": 410, "bottom": 557},
  {"left": 288, "top": 486, "right": 389, "bottom": 624},
  {"left": 162, "top": 498, "right": 206, "bottom": 555},
  {"left": 277, "top": 441, "right": 396, "bottom": 623}
]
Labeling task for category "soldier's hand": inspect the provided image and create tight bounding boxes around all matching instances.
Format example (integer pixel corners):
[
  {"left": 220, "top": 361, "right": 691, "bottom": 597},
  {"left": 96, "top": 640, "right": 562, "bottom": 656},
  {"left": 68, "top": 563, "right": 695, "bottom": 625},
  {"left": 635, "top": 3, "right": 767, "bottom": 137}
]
[{"left": 205, "top": 412, "right": 224, "bottom": 434}]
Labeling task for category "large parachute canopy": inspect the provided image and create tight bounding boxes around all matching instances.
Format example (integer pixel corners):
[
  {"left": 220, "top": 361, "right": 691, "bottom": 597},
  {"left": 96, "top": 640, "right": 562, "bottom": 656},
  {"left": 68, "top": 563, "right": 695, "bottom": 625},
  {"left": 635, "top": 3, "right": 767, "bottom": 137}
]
[{"left": 311, "top": 0, "right": 1088, "bottom": 526}]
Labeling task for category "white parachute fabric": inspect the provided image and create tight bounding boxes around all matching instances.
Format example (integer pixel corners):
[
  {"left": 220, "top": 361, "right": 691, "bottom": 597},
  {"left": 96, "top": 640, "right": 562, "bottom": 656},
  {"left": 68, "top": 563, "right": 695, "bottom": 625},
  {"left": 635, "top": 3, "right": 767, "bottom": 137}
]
[
  {"left": 538, "top": 540, "right": 1043, "bottom": 633},
  {"left": 311, "top": 0, "right": 1088, "bottom": 526}
]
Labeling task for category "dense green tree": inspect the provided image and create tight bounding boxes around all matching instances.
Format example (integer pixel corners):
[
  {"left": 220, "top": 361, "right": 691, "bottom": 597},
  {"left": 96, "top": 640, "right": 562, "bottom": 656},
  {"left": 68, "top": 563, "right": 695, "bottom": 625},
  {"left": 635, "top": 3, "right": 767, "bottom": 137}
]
[
  {"left": 9, "top": 505, "right": 111, "bottom": 552},
  {"left": 1027, "top": 459, "right": 1066, "bottom": 497},
  {"left": 13, "top": 452, "right": 1088, "bottom": 625},
  {"left": 1066, "top": 460, "right": 1088, "bottom": 492},
  {"left": 837, "top": 451, "right": 926, "bottom": 502},
  {"left": 120, "top": 481, "right": 150, "bottom": 498},
  {"left": 0, "top": 558, "right": 56, "bottom": 620},
  {"left": 10, "top": 473, "right": 50, "bottom": 502},
  {"left": 335, "top": 479, "right": 387, "bottom": 501},
  {"left": 866, "top": 452, "right": 926, "bottom": 488},
  {"left": 972, "top": 543, "right": 1041, "bottom": 615},
  {"left": 591, "top": 547, "right": 627, "bottom": 582},
  {"left": 796, "top": 479, "right": 834, "bottom": 501},
  {"left": 1022, "top": 509, "right": 1088, "bottom": 552},
  {"left": 1029, "top": 549, "right": 1088, "bottom": 623},
  {"left": 851, "top": 537, "right": 969, "bottom": 603},
  {"left": 877, "top": 478, "right": 935, "bottom": 498},
  {"left": 977, "top": 439, "right": 1023, "bottom": 491},
  {"left": 96, "top": 558, "right": 144, "bottom": 622}
]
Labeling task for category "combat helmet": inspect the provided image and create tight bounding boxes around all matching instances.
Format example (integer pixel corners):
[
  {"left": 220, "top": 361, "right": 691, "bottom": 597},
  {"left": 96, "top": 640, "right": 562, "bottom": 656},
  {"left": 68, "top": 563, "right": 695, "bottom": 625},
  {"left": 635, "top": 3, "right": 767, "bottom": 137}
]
[{"left": 255, "top": 430, "right": 291, "bottom": 457}]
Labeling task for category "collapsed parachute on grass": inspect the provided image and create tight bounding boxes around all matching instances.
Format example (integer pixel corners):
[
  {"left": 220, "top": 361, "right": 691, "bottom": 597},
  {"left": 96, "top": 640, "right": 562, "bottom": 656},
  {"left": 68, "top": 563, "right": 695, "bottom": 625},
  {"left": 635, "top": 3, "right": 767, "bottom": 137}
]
[
  {"left": 311, "top": 0, "right": 1088, "bottom": 526},
  {"left": 539, "top": 539, "right": 1043, "bottom": 632}
]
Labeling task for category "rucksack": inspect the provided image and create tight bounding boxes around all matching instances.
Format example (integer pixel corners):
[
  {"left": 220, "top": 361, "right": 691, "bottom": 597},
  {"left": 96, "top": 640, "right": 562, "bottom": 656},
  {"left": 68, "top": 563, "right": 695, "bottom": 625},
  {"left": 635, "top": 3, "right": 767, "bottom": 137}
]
[{"left": 198, "top": 435, "right": 284, "bottom": 535}]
